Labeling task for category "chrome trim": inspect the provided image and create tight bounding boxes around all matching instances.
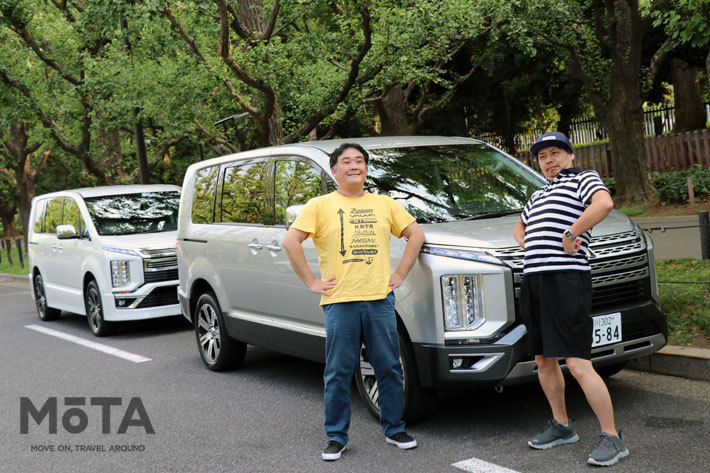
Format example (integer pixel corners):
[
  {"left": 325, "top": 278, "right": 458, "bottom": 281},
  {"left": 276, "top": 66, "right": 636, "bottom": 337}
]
[
  {"left": 447, "top": 353, "right": 505, "bottom": 373},
  {"left": 226, "top": 311, "right": 326, "bottom": 338}
]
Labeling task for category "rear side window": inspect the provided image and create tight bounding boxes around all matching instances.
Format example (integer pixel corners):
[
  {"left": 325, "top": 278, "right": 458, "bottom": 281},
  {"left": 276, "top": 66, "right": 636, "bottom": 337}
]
[
  {"left": 273, "top": 159, "right": 328, "bottom": 226},
  {"left": 219, "top": 161, "right": 268, "bottom": 225},
  {"left": 44, "top": 198, "right": 63, "bottom": 234},
  {"left": 191, "top": 166, "right": 219, "bottom": 224},
  {"left": 32, "top": 199, "right": 47, "bottom": 234}
]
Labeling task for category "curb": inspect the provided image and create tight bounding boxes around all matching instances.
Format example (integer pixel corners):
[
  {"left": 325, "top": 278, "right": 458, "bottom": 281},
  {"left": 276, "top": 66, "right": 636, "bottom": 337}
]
[
  {"left": 626, "top": 345, "right": 710, "bottom": 382},
  {"left": 0, "top": 273, "right": 28, "bottom": 282}
]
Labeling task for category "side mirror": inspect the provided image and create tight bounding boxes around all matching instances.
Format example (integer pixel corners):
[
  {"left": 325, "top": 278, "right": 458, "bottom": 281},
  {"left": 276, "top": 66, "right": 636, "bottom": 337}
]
[
  {"left": 56, "top": 224, "right": 78, "bottom": 239},
  {"left": 285, "top": 204, "right": 305, "bottom": 229}
]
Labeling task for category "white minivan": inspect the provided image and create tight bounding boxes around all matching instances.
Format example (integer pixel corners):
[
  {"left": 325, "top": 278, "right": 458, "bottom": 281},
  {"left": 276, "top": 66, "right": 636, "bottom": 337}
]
[{"left": 27, "top": 185, "right": 182, "bottom": 336}]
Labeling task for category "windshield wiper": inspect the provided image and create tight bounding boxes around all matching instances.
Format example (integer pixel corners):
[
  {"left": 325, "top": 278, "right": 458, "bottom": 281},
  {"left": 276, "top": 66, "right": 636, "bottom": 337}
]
[{"left": 456, "top": 209, "right": 522, "bottom": 221}]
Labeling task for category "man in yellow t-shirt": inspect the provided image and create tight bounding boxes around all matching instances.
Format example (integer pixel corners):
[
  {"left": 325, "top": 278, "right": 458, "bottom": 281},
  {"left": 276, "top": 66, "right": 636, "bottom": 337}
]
[{"left": 282, "top": 143, "right": 425, "bottom": 461}]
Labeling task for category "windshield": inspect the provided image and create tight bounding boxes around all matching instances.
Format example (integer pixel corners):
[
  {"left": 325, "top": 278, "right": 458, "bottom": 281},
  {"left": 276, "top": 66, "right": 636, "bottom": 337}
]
[
  {"left": 363, "top": 144, "right": 545, "bottom": 223},
  {"left": 84, "top": 191, "right": 180, "bottom": 236}
]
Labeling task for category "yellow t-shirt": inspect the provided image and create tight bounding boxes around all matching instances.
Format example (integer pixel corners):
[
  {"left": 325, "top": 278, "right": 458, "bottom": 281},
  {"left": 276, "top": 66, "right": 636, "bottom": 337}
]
[{"left": 292, "top": 192, "right": 416, "bottom": 305}]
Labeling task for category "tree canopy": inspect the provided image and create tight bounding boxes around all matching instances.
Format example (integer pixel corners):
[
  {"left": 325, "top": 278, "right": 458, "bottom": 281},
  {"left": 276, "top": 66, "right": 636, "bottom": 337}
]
[{"left": 1, "top": 0, "right": 708, "bottom": 234}]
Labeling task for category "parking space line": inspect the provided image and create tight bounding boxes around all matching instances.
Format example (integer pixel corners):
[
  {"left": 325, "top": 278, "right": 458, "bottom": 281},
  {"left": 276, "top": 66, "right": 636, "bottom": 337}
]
[
  {"left": 25, "top": 324, "right": 152, "bottom": 363},
  {"left": 452, "top": 457, "right": 521, "bottom": 473}
]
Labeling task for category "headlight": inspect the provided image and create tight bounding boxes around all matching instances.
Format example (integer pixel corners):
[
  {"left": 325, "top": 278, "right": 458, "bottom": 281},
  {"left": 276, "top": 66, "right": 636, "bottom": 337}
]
[
  {"left": 422, "top": 246, "right": 502, "bottom": 265},
  {"left": 110, "top": 260, "right": 131, "bottom": 287},
  {"left": 103, "top": 246, "right": 139, "bottom": 256},
  {"left": 442, "top": 274, "right": 484, "bottom": 331}
]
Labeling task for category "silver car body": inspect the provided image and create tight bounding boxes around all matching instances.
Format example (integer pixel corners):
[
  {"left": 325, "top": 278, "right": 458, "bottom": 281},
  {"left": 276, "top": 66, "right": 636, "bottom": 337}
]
[{"left": 177, "top": 136, "right": 666, "bottom": 402}]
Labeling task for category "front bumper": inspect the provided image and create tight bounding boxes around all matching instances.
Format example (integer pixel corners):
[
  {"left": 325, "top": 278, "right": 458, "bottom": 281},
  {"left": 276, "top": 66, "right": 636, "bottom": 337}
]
[
  {"left": 103, "top": 282, "right": 181, "bottom": 321},
  {"left": 412, "top": 300, "right": 667, "bottom": 389}
]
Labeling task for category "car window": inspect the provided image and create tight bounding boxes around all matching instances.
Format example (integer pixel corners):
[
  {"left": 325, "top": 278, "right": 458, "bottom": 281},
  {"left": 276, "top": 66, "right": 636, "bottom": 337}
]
[
  {"left": 219, "top": 161, "right": 268, "bottom": 225},
  {"left": 32, "top": 199, "right": 47, "bottom": 234},
  {"left": 364, "top": 144, "right": 545, "bottom": 223},
  {"left": 273, "top": 159, "right": 328, "bottom": 226},
  {"left": 191, "top": 165, "right": 219, "bottom": 224},
  {"left": 62, "top": 198, "right": 84, "bottom": 233},
  {"left": 84, "top": 191, "right": 180, "bottom": 236},
  {"left": 44, "top": 198, "right": 63, "bottom": 234}
]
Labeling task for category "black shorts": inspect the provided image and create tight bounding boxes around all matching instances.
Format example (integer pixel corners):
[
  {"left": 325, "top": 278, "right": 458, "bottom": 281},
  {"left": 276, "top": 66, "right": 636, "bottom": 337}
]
[{"left": 519, "top": 270, "right": 593, "bottom": 359}]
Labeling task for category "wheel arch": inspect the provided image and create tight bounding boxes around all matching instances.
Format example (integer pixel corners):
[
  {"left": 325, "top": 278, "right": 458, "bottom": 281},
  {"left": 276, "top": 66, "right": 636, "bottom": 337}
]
[{"left": 189, "top": 278, "right": 216, "bottom": 324}]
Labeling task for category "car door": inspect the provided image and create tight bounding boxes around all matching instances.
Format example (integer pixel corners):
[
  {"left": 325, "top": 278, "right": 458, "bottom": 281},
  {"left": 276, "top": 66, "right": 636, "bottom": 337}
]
[
  {"left": 209, "top": 157, "right": 273, "bottom": 323},
  {"left": 255, "top": 156, "right": 334, "bottom": 342},
  {"left": 38, "top": 197, "right": 65, "bottom": 302},
  {"left": 50, "top": 197, "right": 90, "bottom": 313}
]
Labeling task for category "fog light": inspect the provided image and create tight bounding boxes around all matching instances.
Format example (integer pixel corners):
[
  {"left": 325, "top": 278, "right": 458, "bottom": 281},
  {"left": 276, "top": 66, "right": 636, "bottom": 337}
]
[{"left": 452, "top": 358, "right": 464, "bottom": 369}]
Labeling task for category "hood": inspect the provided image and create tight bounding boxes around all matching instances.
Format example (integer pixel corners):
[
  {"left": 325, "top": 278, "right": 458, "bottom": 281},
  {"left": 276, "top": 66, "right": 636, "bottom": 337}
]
[
  {"left": 98, "top": 231, "right": 178, "bottom": 251},
  {"left": 421, "top": 210, "right": 635, "bottom": 249}
]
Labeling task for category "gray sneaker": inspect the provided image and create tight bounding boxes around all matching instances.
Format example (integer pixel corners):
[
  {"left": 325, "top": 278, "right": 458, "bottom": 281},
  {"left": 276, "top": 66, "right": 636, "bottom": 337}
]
[
  {"left": 587, "top": 431, "right": 629, "bottom": 466},
  {"left": 528, "top": 419, "right": 580, "bottom": 449}
]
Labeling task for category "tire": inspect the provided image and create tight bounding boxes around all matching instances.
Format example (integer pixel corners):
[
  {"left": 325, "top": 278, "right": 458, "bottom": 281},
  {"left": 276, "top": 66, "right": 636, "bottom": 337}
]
[
  {"left": 355, "top": 325, "right": 435, "bottom": 423},
  {"left": 33, "top": 273, "right": 60, "bottom": 321},
  {"left": 194, "top": 291, "right": 246, "bottom": 371},
  {"left": 85, "top": 279, "right": 111, "bottom": 337},
  {"left": 595, "top": 361, "right": 627, "bottom": 379}
]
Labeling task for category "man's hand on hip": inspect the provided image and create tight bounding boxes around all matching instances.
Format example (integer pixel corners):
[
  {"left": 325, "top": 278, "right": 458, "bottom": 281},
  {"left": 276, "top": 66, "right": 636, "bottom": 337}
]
[{"left": 309, "top": 276, "right": 337, "bottom": 296}]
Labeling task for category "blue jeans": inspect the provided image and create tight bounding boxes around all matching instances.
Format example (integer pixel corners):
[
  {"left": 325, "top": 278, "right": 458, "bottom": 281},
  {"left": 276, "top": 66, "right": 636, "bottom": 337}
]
[{"left": 322, "top": 292, "right": 405, "bottom": 445}]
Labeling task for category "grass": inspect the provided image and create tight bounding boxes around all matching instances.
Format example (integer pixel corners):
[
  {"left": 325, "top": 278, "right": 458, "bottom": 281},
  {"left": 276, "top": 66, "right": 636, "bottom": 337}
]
[
  {"left": 618, "top": 205, "right": 650, "bottom": 217},
  {"left": 0, "top": 244, "right": 30, "bottom": 276},
  {"left": 656, "top": 259, "right": 710, "bottom": 346}
]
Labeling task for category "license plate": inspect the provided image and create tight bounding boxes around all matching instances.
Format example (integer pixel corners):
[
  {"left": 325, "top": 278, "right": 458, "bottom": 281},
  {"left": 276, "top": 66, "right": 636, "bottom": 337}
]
[{"left": 592, "top": 312, "right": 622, "bottom": 347}]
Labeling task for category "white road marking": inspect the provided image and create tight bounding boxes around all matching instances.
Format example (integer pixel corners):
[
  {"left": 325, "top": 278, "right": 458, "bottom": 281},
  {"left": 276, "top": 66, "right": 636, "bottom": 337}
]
[
  {"left": 452, "top": 457, "right": 521, "bottom": 473},
  {"left": 25, "top": 324, "right": 152, "bottom": 363}
]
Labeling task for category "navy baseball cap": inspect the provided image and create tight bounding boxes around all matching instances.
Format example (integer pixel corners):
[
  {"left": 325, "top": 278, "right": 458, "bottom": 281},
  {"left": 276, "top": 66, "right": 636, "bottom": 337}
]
[{"left": 530, "top": 131, "right": 574, "bottom": 156}]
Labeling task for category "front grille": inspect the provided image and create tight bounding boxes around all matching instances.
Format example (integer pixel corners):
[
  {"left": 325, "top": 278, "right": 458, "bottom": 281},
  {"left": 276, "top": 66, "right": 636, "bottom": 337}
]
[
  {"left": 136, "top": 285, "right": 179, "bottom": 308},
  {"left": 144, "top": 268, "right": 178, "bottom": 283},
  {"left": 489, "top": 227, "right": 652, "bottom": 313},
  {"left": 140, "top": 248, "right": 178, "bottom": 285}
]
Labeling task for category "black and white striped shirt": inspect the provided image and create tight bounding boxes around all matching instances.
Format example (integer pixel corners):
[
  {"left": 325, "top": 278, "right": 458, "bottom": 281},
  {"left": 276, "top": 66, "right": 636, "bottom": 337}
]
[{"left": 521, "top": 167, "right": 608, "bottom": 274}]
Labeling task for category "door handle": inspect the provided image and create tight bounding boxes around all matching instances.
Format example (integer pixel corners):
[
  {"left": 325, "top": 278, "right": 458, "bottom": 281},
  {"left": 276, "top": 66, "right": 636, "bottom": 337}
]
[
  {"left": 247, "top": 238, "right": 263, "bottom": 251},
  {"left": 264, "top": 244, "right": 281, "bottom": 252}
]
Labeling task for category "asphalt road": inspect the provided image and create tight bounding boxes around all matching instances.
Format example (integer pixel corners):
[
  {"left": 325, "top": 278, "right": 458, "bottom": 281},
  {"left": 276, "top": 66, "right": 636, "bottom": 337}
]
[{"left": 1, "top": 276, "right": 708, "bottom": 473}]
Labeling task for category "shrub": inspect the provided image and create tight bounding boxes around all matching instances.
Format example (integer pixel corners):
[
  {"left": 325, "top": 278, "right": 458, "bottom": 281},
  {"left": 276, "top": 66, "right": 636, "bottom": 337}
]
[
  {"left": 652, "top": 165, "right": 710, "bottom": 203},
  {"left": 600, "top": 165, "right": 710, "bottom": 203}
]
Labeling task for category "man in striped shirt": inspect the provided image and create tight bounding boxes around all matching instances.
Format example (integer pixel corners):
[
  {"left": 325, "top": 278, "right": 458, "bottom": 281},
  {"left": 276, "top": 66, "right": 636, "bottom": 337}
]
[{"left": 513, "top": 132, "right": 629, "bottom": 467}]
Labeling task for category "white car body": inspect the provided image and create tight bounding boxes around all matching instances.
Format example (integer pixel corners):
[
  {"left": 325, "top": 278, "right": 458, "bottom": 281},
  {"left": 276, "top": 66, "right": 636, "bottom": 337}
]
[{"left": 27, "top": 185, "right": 182, "bottom": 334}]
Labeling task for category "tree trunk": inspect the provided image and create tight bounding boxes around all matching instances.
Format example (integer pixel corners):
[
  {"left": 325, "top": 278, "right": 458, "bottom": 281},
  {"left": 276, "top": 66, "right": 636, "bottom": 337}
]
[
  {"left": 0, "top": 206, "right": 18, "bottom": 239},
  {"left": 582, "top": 0, "right": 656, "bottom": 206},
  {"left": 95, "top": 123, "right": 125, "bottom": 180},
  {"left": 375, "top": 88, "right": 417, "bottom": 136},
  {"left": 134, "top": 108, "right": 150, "bottom": 183},
  {"left": 238, "top": 0, "right": 284, "bottom": 145},
  {"left": 2, "top": 122, "right": 41, "bottom": 235},
  {"left": 597, "top": 93, "right": 656, "bottom": 206},
  {"left": 671, "top": 57, "right": 705, "bottom": 132}
]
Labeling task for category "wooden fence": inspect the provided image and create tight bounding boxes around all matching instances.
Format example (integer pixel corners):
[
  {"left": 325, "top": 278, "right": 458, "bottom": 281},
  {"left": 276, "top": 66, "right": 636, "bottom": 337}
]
[{"left": 516, "top": 128, "right": 710, "bottom": 177}]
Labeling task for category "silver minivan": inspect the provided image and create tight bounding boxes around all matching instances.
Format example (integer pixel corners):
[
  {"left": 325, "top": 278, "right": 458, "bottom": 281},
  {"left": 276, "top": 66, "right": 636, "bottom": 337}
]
[
  {"left": 177, "top": 136, "right": 667, "bottom": 420},
  {"left": 28, "top": 185, "right": 182, "bottom": 336}
]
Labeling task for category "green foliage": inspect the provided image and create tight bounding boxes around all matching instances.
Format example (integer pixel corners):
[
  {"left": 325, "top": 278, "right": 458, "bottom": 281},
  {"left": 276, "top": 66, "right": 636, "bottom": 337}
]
[
  {"left": 618, "top": 205, "right": 648, "bottom": 217},
  {"left": 642, "top": 0, "right": 710, "bottom": 49},
  {"left": 602, "top": 166, "right": 710, "bottom": 203},
  {"left": 0, "top": 244, "right": 29, "bottom": 276},
  {"left": 656, "top": 259, "right": 710, "bottom": 345},
  {"left": 652, "top": 165, "right": 710, "bottom": 203}
]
